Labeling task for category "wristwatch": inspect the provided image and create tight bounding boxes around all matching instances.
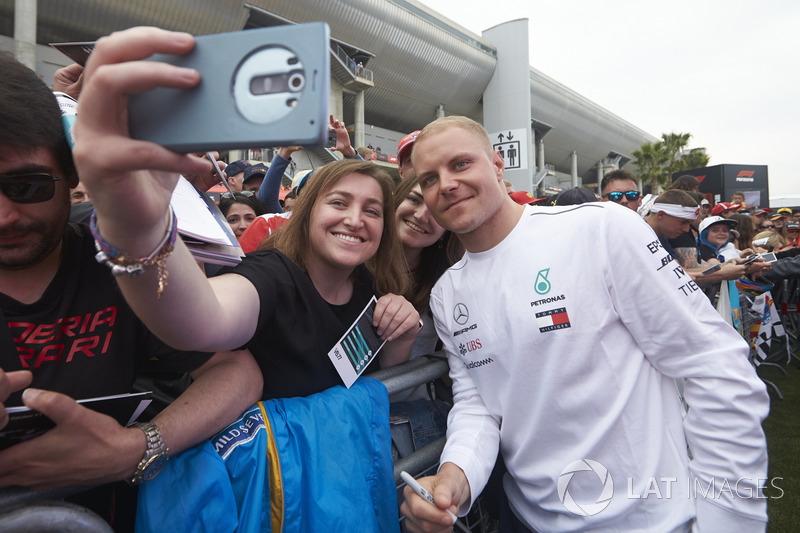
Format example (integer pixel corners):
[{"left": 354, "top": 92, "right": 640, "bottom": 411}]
[{"left": 129, "top": 422, "right": 169, "bottom": 485}]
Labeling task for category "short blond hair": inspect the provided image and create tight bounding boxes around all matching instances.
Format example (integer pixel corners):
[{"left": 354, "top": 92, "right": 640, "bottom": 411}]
[{"left": 412, "top": 116, "right": 494, "bottom": 165}]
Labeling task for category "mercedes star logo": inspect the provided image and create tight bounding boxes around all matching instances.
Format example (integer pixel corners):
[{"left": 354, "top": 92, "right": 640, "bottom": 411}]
[{"left": 453, "top": 303, "right": 469, "bottom": 325}]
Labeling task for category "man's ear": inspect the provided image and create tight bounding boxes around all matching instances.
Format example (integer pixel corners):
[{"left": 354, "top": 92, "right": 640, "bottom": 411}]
[{"left": 492, "top": 151, "right": 505, "bottom": 182}]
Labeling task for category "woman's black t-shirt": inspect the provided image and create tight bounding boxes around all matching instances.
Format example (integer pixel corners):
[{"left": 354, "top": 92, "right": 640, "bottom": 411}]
[{"left": 225, "top": 249, "right": 376, "bottom": 399}]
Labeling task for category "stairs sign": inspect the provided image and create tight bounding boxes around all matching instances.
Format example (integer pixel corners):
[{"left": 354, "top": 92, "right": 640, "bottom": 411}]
[{"left": 490, "top": 128, "right": 528, "bottom": 171}]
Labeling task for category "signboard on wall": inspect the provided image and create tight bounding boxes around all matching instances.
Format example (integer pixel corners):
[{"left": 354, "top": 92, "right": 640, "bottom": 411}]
[{"left": 489, "top": 128, "right": 528, "bottom": 171}]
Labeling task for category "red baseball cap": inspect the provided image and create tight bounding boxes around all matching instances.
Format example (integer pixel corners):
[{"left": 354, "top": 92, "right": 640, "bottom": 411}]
[
  {"left": 710, "top": 202, "right": 740, "bottom": 216},
  {"left": 397, "top": 130, "right": 421, "bottom": 164},
  {"left": 510, "top": 191, "right": 544, "bottom": 205}
]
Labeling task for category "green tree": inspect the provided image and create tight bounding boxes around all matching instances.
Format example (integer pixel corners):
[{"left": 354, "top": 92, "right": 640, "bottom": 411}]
[
  {"left": 631, "top": 141, "right": 668, "bottom": 194},
  {"left": 661, "top": 132, "right": 692, "bottom": 190},
  {"left": 674, "top": 147, "right": 710, "bottom": 173},
  {"left": 631, "top": 133, "right": 711, "bottom": 194}
]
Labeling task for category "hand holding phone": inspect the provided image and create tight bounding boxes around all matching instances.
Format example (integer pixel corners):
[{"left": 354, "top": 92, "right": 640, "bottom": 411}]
[
  {"left": 700, "top": 263, "right": 721, "bottom": 276},
  {"left": 326, "top": 129, "right": 338, "bottom": 149},
  {"left": 742, "top": 253, "right": 777, "bottom": 266}
]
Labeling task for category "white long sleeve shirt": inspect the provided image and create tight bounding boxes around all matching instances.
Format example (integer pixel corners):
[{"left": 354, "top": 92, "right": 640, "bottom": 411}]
[{"left": 431, "top": 202, "right": 769, "bottom": 532}]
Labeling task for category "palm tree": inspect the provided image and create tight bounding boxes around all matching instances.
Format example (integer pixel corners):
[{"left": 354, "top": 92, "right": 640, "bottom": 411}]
[
  {"left": 675, "top": 147, "right": 710, "bottom": 173},
  {"left": 631, "top": 142, "right": 668, "bottom": 194},
  {"left": 661, "top": 132, "right": 692, "bottom": 190}
]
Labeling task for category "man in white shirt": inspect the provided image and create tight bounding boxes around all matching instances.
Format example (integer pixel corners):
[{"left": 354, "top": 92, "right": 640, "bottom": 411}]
[{"left": 400, "top": 116, "right": 769, "bottom": 533}]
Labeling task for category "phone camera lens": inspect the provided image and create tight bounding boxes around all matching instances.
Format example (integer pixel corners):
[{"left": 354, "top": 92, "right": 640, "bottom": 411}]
[{"left": 288, "top": 72, "right": 305, "bottom": 92}]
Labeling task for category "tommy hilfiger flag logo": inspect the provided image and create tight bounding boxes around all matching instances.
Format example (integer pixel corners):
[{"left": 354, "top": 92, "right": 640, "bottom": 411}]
[{"left": 536, "top": 307, "right": 571, "bottom": 332}]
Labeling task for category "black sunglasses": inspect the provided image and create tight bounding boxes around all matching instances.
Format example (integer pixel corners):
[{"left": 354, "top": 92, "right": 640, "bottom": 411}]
[
  {"left": 221, "top": 191, "right": 255, "bottom": 199},
  {"left": 761, "top": 224, "right": 775, "bottom": 229},
  {"left": 0, "top": 173, "right": 63, "bottom": 204},
  {"left": 604, "top": 190, "right": 641, "bottom": 202}
]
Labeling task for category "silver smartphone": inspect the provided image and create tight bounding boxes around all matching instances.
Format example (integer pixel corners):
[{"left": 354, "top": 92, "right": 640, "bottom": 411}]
[
  {"left": 326, "top": 128, "right": 338, "bottom": 148},
  {"left": 128, "top": 23, "right": 330, "bottom": 153}
]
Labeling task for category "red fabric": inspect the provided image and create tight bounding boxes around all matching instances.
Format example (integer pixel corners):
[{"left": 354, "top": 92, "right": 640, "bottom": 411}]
[{"left": 238, "top": 213, "right": 291, "bottom": 253}]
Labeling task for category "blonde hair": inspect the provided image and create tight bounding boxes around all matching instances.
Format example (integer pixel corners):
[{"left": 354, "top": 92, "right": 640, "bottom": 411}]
[
  {"left": 268, "top": 159, "right": 409, "bottom": 296},
  {"left": 653, "top": 189, "right": 698, "bottom": 207},
  {"left": 753, "top": 230, "right": 786, "bottom": 251},
  {"left": 412, "top": 116, "right": 494, "bottom": 165}
]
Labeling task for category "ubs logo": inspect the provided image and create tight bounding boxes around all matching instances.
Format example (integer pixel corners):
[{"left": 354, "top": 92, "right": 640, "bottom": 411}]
[
  {"left": 453, "top": 303, "right": 469, "bottom": 325},
  {"left": 458, "top": 339, "right": 482, "bottom": 355}
]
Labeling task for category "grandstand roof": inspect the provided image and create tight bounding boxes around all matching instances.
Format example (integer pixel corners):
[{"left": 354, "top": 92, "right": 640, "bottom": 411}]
[{"left": 0, "top": 0, "right": 658, "bottom": 181}]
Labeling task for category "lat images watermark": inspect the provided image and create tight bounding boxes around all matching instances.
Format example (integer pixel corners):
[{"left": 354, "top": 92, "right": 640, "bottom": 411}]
[
  {"left": 558, "top": 459, "right": 614, "bottom": 516},
  {"left": 558, "top": 459, "right": 784, "bottom": 516}
]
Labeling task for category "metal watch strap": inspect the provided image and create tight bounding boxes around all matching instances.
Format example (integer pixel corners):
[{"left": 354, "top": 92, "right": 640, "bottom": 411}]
[{"left": 129, "top": 422, "right": 168, "bottom": 485}]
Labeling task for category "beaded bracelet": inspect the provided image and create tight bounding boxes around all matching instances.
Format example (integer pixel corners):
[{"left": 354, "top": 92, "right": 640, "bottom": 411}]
[{"left": 90, "top": 208, "right": 178, "bottom": 299}]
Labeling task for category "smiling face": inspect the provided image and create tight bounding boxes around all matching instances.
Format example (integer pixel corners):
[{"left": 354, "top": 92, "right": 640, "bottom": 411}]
[
  {"left": 414, "top": 126, "right": 515, "bottom": 251},
  {"left": 395, "top": 183, "right": 446, "bottom": 254},
  {"left": 306, "top": 172, "right": 384, "bottom": 275},
  {"left": 0, "top": 145, "right": 72, "bottom": 270},
  {"left": 225, "top": 202, "right": 257, "bottom": 239},
  {"left": 706, "top": 223, "right": 731, "bottom": 247}
]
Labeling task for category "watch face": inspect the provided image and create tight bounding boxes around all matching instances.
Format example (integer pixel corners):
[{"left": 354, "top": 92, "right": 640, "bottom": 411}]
[{"left": 142, "top": 453, "right": 169, "bottom": 482}]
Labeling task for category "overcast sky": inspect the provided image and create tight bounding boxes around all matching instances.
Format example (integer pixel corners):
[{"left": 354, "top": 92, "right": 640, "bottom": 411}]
[{"left": 420, "top": 0, "right": 800, "bottom": 199}]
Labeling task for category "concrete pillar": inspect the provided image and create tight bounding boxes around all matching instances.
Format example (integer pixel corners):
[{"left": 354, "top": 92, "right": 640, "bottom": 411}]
[
  {"left": 354, "top": 90, "right": 365, "bottom": 148},
  {"left": 436, "top": 104, "right": 445, "bottom": 119},
  {"left": 537, "top": 139, "right": 545, "bottom": 173},
  {"left": 482, "top": 20, "right": 532, "bottom": 193},
  {"left": 570, "top": 151, "right": 578, "bottom": 188},
  {"left": 329, "top": 81, "right": 344, "bottom": 123},
  {"left": 14, "top": 0, "right": 37, "bottom": 70},
  {"left": 596, "top": 163, "right": 603, "bottom": 187}
]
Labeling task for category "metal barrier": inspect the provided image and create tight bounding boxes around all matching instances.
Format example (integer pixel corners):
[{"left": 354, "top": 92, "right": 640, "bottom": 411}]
[
  {"left": 372, "top": 354, "right": 452, "bottom": 481},
  {"left": 375, "top": 355, "right": 500, "bottom": 533},
  {"left": 371, "top": 355, "right": 449, "bottom": 472},
  {"left": 371, "top": 352, "right": 449, "bottom": 396}
]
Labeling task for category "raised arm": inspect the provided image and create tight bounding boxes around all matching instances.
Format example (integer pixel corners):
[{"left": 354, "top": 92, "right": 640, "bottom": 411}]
[
  {"left": 330, "top": 114, "right": 361, "bottom": 159},
  {"left": 73, "top": 27, "right": 259, "bottom": 351},
  {"left": 256, "top": 146, "right": 301, "bottom": 211}
]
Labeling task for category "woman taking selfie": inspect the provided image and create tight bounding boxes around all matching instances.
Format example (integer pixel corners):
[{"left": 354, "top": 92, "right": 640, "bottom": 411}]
[{"left": 82, "top": 154, "right": 419, "bottom": 398}]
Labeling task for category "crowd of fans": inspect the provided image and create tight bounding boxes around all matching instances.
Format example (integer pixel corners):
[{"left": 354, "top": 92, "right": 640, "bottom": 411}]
[{"left": 0, "top": 25, "right": 793, "bottom": 533}]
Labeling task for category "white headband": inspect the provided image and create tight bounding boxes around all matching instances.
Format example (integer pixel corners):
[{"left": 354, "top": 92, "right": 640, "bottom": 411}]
[{"left": 649, "top": 203, "right": 700, "bottom": 220}]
